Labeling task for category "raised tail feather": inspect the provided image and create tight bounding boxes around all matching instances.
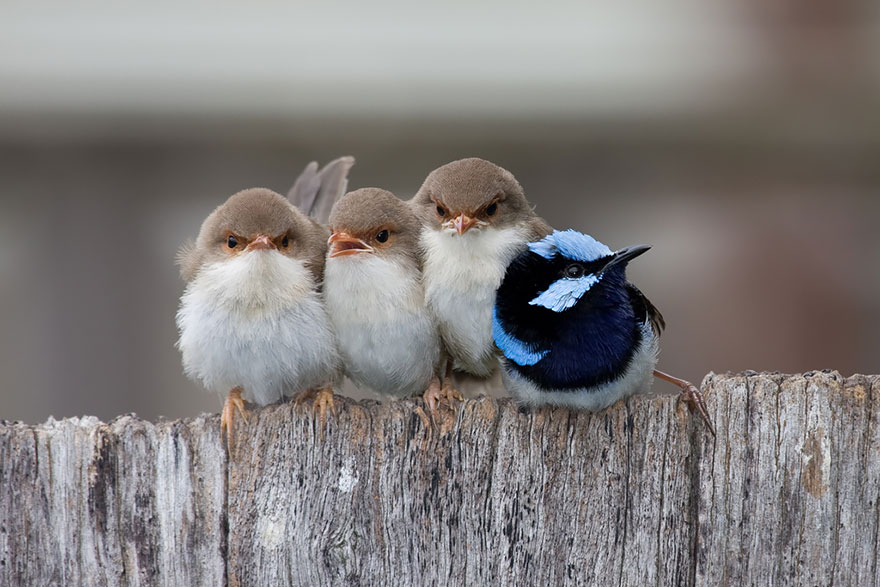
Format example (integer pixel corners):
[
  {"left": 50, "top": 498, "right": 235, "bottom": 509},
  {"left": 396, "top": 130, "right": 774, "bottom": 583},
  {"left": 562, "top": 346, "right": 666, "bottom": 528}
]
[{"left": 287, "top": 156, "right": 356, "bottom": 224}]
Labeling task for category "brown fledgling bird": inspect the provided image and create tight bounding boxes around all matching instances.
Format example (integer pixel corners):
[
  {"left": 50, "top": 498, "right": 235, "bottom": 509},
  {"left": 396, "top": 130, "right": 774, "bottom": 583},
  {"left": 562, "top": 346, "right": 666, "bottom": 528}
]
[
  {"left": 323, "top": 188, "right": 447, "bottom": 408},
  {"left": 412, "top": 158, "right": 552, "bottom": 397},
  {"left": 176, "top": 157, "right": 353, "bottom": 447}
]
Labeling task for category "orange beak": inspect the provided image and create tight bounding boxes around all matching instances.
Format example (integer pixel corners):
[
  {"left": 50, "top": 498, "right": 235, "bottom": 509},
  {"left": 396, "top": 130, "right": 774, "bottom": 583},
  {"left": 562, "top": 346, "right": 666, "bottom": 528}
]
[
  {"left": 328, "top": 232, "right": 373, "bottom": 258},
  {"left": 246, "top": 234, "right": 276, "bottom": 251},
  {"left": 453, "top": 214, "right": 476, "bottom": 235}
]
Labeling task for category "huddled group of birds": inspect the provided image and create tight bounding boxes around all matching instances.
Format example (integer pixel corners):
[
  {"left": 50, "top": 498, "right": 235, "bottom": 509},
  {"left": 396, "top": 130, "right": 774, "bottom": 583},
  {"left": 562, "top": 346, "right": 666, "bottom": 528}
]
[{"left": 176, "top": 156, "right": 714, "bottom": 447}]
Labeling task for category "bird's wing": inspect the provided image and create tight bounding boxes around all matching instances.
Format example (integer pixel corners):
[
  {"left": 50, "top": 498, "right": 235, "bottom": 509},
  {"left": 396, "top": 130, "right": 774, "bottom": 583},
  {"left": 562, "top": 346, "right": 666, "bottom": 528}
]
[
  {"left": 287, "top": 156, "right": 355, "bottom": 223},
  {"left": 626, "top": 284, "right": 666, "bottom": 337}
]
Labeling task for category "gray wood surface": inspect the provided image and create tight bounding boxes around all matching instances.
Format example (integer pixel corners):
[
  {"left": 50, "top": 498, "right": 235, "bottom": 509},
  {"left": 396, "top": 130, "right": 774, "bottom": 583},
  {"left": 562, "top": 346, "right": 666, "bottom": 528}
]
[
  {"left": 0, "top": 415, "right": 227, "bottom": 586},
  {"left": 1, "top": 372, "right": 877, "bottom": 586}
]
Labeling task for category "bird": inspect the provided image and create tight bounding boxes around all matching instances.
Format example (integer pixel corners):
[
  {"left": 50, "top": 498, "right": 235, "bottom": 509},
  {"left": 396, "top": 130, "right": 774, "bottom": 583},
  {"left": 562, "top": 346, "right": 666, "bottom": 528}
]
[
  {"left": 176, "top": 157, "right": 353, "bottom": 447},
  {"left": 322, "top": 188, "right": 446, "bottom": 408},
  {"left": 492, "top": 228, "right": 715, "bottom": 435},
  {"left": 412, "top": 158, "right": 552, "bottom": 399}
]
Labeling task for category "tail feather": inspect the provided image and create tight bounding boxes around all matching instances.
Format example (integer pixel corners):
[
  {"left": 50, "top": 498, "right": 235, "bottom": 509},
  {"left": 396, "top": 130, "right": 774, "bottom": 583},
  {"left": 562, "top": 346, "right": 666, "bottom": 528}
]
[
  {"left": 626, "top": 283, "right": 665, "bottom": 337},
  {"left": 287, "top": 156, "right": 355, "bottom": 223}
]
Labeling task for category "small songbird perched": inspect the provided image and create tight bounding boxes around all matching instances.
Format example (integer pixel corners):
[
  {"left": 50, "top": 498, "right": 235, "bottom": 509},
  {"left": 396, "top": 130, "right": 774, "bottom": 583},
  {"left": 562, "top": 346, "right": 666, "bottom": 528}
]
[
  {"left": 492, "top": 229, "right": 715, "bottom": 435},
  {"left": 323, "top": 188, "right": 446, "bottom": 408},
  {"left": 176, "top": 157, "right": 353, "bottom": 446},
  {"left": 412, "top": 158, "right": 552, "bottom": 396}
]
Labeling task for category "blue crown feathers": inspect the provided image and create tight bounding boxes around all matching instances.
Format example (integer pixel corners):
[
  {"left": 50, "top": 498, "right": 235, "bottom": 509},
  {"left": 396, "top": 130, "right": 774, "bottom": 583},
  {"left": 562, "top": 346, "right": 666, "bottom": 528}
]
[{"left": 527, "top": 229, "right": 612, "bottom": 263}]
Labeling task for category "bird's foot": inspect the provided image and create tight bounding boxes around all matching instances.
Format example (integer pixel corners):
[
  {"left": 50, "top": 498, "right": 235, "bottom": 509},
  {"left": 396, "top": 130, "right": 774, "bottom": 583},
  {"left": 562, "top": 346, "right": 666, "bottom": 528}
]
[
  {"left": 441, "top": 356, "right": 462, "bottom": 407},
  {"left": 221, "top": 387, "right": 248, "bottom": 450},
  {"left": 314, "top": 387, "right": 337, "bottom": 426},
  {"left": 441, "top": 379, "right": 463, "bottom": 406},
  {"left": 654, "top": 370, "right": 716, "bottom": 438},
  {"left": 422, "top": 378, "right": 443, "bottom": 412},
  {"left": 423, "top": 376, "right": 463, "bottom": 412},
  {"left": 296, "top": 387, "right": 337, "bottom": 426}
]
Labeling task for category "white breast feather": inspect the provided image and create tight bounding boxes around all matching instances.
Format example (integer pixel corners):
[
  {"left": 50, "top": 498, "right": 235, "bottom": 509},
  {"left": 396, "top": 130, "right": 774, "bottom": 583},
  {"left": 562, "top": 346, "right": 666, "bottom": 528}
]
[
  {"left": 324, "top": 255, "right": 440, "bottom": 397},
  {"left": 176, "top": 251, "right": 340, "bottom": 405},
  {"left": 420, "top": 225, "right": 529, "bottom": 376}
]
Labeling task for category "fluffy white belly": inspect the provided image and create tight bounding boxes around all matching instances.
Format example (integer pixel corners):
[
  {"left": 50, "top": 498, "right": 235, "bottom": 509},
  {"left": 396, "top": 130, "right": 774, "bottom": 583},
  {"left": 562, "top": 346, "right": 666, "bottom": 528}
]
[
  {"left": 503, "top": 322, "right": 660, "bottom": 411},
  {"left": 420, "top": 226, "right": 528, "bottom": 376},
  {"left": 176, "top": 253, "right": 340, "bottom": 405},
  {"left": 324, "top": 256, "right": 440, "bottom": 397},
  {"left": 335, "top": 314, "right": 439, "bottom": 397}
]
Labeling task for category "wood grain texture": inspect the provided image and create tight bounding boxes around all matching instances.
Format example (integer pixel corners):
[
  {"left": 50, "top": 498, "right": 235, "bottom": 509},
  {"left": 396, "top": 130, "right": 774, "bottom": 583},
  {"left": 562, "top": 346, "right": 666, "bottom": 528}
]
[
  {"left": 225, "top": 394, "right": 694, "bottom": 586},
  {"left": 1, "top": 372, "right": 878, "bottom": 586},
  {"left": 695, "top": 371, "right": 880, "bottom": 586},
  {"left": 0, "top": 414, "right": 227, "bottom": 586}
]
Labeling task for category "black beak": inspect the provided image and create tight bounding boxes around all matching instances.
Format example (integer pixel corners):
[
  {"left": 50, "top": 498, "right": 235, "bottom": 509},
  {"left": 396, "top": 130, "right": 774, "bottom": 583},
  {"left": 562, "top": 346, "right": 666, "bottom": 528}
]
[{"left": 602, "top": 245, "right": 651, "bottom": 272}]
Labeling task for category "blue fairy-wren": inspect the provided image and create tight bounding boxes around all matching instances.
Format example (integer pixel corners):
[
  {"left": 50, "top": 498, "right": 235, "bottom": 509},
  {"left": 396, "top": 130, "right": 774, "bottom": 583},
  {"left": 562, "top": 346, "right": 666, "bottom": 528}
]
[{"left": 492, "top": 229, "right": 714, "bottom": 435}]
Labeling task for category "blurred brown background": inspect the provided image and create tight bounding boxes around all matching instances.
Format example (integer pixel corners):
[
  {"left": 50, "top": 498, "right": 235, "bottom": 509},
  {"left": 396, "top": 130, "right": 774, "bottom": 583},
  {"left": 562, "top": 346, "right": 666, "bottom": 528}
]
[{"left": 1, "top": 1, "right": 878, "bottom": 423}]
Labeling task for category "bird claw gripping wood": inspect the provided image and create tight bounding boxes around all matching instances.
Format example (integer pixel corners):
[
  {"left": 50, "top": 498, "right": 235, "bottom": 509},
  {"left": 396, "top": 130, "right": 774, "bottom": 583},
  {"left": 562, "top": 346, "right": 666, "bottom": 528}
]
[
  {"left": 679, "top": 383, "right": 716, "bottom": 438},
  {"left": 422, "top": 378, "right": 443, "bottom": 412},
  {"left": 296, "top": 387, "right": 337, "bottom": 429},
  {"left": 221, "top": 387, "right": 249, "bottom": 451},
  {"left": 654, "top": 370, "right": 716, "bottom": 437},
  {"left": 314, "top": 388, "right": 337, "bottom": 428},
  {"left": 423, "top": 377, "right": 463, "bottom": 413},
  {"left": 441, "top": 380, "right": 464, "bottom": 407}
]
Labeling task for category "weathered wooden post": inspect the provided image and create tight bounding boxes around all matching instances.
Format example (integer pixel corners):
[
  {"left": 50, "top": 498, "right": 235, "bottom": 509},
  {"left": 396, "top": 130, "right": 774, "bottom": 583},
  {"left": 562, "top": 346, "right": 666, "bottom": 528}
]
[{"left": 1, "top": 372, "right": 877, "bottom": 585}]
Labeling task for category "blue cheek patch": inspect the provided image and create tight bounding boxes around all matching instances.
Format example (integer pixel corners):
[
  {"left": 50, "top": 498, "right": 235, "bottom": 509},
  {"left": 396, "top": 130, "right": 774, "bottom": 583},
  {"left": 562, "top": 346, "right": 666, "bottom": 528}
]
[
  {"left": 492, "top": 307, "right": 548, "bottom": 366},
  {"left": 529, "top": 274, "right": 601, "bottom": 312}
]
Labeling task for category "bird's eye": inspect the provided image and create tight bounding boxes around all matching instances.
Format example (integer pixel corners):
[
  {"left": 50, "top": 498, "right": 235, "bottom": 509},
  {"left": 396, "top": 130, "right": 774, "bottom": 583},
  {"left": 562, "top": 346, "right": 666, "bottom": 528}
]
[
  {"left": 227, "top": 235, "right": 238, "bottom": 248},
  {"left": 485, "top": 202, "right": 498, "bottom": 216},
  {"left": 564, "top": 264, "right": 584, "bottom": 278},
  {"left": 281, "top": 236, "right": 289, "bottom": 248},
  {"left": 436, "top": 204, "right": 446, "bottom": 217},
  {"left": 376, "top": 229, "right": 389, "bottom": 243}
]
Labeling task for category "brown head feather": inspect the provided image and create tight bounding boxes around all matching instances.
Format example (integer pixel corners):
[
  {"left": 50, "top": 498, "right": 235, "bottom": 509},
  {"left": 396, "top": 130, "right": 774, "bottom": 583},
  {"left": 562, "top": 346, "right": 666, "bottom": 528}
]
[
  {"left": 328, "top": 188, "right": 423, "bottom": 268},
  {"left": 412, "top": 157, "right": 546, "bottom": 233},
  {"left": 177, "top": 188, "right": 328, "bottom": 284}
]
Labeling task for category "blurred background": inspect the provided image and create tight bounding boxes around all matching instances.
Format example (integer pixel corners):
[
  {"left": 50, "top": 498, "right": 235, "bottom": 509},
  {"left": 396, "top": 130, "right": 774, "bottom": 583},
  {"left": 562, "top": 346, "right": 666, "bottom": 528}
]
[{"left": 1, "top": 1, "right": 878, "bottom": 423}]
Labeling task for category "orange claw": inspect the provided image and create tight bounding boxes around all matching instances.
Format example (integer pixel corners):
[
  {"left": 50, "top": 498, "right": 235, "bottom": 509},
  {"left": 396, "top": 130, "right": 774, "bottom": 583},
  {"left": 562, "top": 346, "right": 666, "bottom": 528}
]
[
  {"left": 423, "top": 374, "right": 463, "bottom": 412},
  {"left": 221, "top": 386, "right": 248, "bottom": 450},
  {"left": 441, "top": 379, "right": 463, "bottom": 405},
  {"left": 423, "top": 377, "right": 443, "bottom": 412},
  {"left": 314, "top": 387, "right": 337, "bottom": 426}
]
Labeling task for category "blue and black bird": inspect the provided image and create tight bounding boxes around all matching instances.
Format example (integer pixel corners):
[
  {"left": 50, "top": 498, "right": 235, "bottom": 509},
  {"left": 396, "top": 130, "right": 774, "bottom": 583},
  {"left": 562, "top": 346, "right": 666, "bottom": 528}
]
[{"left": 492, "top": 229, "right": 714, "bottom": 435}]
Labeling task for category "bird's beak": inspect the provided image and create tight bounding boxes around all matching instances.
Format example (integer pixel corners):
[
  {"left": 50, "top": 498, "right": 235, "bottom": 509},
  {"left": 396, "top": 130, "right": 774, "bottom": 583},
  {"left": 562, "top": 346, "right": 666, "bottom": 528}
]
[
  {"left": 246, "top": 234, "right": 276, "bottom": 251},
  {"left": 328, "top": 232, "right": 374, "bottom": 258},
  {"left": 452, "top": 214, "right": 476, "bottom": 235},
  {"left": 602, "top": 245, "right": 651, "bottom": 272}
]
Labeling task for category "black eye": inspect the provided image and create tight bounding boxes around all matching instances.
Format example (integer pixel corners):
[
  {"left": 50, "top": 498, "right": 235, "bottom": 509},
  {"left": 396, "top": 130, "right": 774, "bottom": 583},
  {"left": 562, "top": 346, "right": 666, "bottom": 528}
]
[
  {"left": 436, "top": 204, "right": 446, "bottom": 217},
  {"left": 485, "top": 202, "right": 498, "bottom": 216},
  {"left": 281, "top": 236, "right": 289, "bottom": 248},
  {"left": 564, "top": 264, "right": 584, "bottom": 278},
  {"left": 227, "top": 235, "right": 238, "bottom": 248},
  {"left": 376, "top": 229, "right": 389, "bottom": 243}
]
